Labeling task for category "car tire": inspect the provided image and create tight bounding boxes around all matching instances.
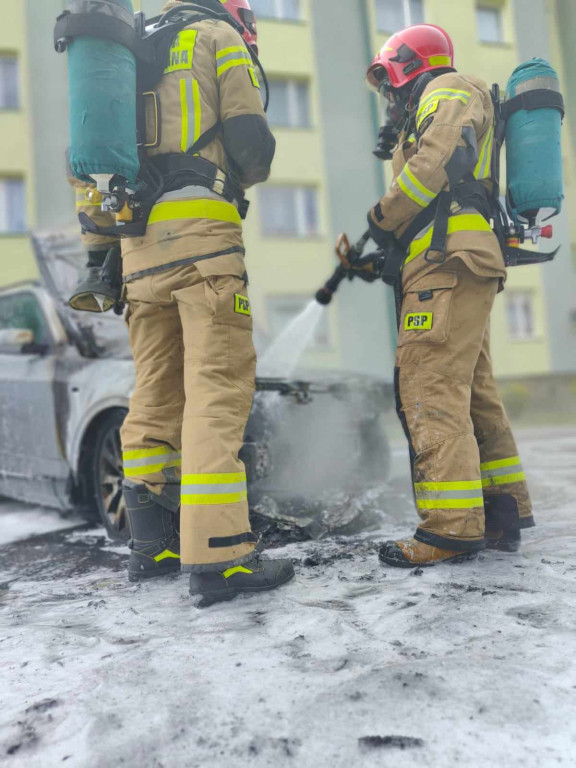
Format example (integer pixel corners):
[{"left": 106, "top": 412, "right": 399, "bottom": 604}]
[{"left": 82, "top": 409, "right": 129, "bottom": 541}]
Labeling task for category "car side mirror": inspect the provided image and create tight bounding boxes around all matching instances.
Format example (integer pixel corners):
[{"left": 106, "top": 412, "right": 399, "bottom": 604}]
[{"left": 0, "top": 328, "right": 48, "bottom": 356}]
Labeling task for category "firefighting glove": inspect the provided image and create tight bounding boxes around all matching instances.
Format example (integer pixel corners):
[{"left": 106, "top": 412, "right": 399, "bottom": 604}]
[
  {"left": 69, "top": 245, "right": 123, "bottom": 313},
  {"left": 373, "top": 125, "right": 399, "bottom": 161},
  {"left": 367, "top": 207, "right": 396, "bottom": 250}
]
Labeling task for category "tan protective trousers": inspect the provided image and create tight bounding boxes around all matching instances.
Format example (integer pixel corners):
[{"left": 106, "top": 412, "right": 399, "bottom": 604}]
[
  {"left": 120, "top": 263, "right": 258, "bottom": 572},
  {"left": 396, "top": 257, "right": 534, "bottom": 551}
]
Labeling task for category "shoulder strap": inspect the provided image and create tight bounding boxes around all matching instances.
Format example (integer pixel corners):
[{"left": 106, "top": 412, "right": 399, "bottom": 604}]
[
  {"left": 187, "top": 121, "right": 223, "bottom": 155},
  {"left": 502, "top": 89, "right": 565, "bottom": 121}
]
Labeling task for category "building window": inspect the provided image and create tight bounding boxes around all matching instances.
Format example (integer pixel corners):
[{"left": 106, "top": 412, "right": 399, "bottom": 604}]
[
  {"left": 477, "top": 5, "right": 503, "bottom": 43},
  {"left": 375, "top": 0, "right": 424, "bottom": 32},
  {"left": 506, "top": 291, "right": 536, "bottom": 340},
  {"left": 0, "top": 56, "right": 19, "bottom": 109},
  {"left": 267, "top": 80, "right": 310, "bottom": 128},
  {"left": 0, "top": 178, "right": 26, "bottom": 233},
  {"left": 259, "top": 186, "right": 319, "bottom": 237},
  {"left": 267, "top": 295, "right": 330, "bottom": 349},
  {"left": 250, "top": 0, "right": 301, "bottom": 21}
]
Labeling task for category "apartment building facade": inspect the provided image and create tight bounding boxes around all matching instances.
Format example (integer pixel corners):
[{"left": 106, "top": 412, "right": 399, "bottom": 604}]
[{"left": 0, "top": 0, "right": 574, "bottom": 377}]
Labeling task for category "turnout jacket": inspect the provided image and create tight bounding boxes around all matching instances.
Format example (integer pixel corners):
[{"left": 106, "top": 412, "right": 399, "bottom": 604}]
[
  {"left": 75, "top": 4, "right": 275, "bottom": 281},
  {"left": 370, "top": 71, "right": 506, "bottom": 289}
]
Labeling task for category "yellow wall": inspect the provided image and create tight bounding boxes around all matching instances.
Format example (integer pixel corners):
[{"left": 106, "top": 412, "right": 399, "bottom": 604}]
[{"left": 0, "top": 0, "right": 36, "bottom": 285}]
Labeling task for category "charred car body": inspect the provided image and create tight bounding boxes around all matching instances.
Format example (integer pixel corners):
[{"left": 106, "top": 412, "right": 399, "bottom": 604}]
[{"left": 0, "top": 234, "right": 393, "bottom": 540}]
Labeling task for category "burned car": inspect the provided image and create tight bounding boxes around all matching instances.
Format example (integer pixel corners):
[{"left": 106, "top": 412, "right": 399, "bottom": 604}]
[{"left": 0, "top": 233, "right": 394, "bottom": 540}]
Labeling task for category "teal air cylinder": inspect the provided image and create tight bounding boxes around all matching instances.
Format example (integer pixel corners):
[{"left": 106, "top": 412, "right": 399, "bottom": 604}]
[
  {"left": 66, "top": 0, "right": 140, "bottom": 186},
  {"left": 505, "top": 58, "right": 564, "bottom": 225}
]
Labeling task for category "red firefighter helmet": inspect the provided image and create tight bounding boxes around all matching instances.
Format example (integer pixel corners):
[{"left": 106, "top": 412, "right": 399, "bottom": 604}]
[
  {"left": 367, "top": 25, "right": 454, "bottom": 92},
  {"left": 219, "top": 0, "right": 258, "bottom": 53}
]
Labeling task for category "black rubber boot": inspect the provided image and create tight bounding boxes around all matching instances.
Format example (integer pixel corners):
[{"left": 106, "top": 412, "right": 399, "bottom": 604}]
[
  {"left": 485, "top": 495, "right": 521, "bottom": 552},
  {"left": 124, "top": 483, "right": 181, "bottom": 582},
  {"left": 189, "top": 554, "right": 295, "bottom": 608}
]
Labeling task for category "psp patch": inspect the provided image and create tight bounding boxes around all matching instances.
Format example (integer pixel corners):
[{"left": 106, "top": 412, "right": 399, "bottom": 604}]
[
  {"left": 404, "top": 312, "right": 433, "bottom": 331},
  {"left": 234, "top": 294, "right": 251, "bottom": 316}
]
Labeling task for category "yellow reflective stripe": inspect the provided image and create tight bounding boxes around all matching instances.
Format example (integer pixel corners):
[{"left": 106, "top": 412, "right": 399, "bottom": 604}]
[
  {"left": 182, "top": 472, "right": 246, "bottom": 485},
  {"left": 397, "top": 165, "right": 436, "bottom": 208},
  {"left": 179, "top": 79, "right": 202, "bottom": 152},
  {"left": 181, "top": 491, "right": 248, "bottom": 505},
  {"left": 216, "top": 45, "right": 250, "bottom": 60},
  {"left": 480, "top": 456, "right": 521, "bottom": 471},
  {"left": 415, "top": 481, "right": 483, "bottom": 492},
  {"left": 406, "top": 213, "right": 492, "bottom": 264},
  {"left": 418, "top": 88, "right": 472, "bottom": 115},
  {"left": 180, "top": 78, "right": 189, "bottom": 153},
  {"left": 154, "top": 549, "right": 180, "bottom": 563},
  {"left": 416, "top": 90, "right": 472, "bottom": 129},
  {"left": 474, "top": 125, "right": 494, "bottom": 180},
  {"left": 192, "top": 79, "right": 202, "bottom": 143},
  {"left": 248, "top": 67, "right": 260, "bottom": 89},
  {"left": 223, "top": 565, "right": 253, "bottom": 578},
  {"left": 123, "top": 446, "right": 178, "bottom": 461},
  {"left": 417, "top": 498, "right": 484, "bottom": 510},
  {"left": 429, "top": 55, "right": 452, "bottom": 67},
  {"left": 148, "top": 200, "right": 242, "bottom": 226},
  {"left": 482, "top": 473, "right": 526, "bottom": 487},
  {"left": 123, "top": 460, "right": 181, "bottom": 478},
  {"left": 217, "top": 58, "right": 250, "bottom": 77}
]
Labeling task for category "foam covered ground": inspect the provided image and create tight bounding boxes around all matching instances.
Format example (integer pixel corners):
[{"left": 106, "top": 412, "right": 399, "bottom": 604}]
[{"left": 0, "top": 428, "right": 575, "bottom": 767}]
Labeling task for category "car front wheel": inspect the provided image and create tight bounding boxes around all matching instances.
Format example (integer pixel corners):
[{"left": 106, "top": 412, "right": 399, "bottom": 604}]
[{"left": 82, "top": 409, "right": 129, "bottom": 541}]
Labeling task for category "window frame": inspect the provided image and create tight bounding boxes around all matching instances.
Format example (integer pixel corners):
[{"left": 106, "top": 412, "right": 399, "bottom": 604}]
[
  {"left": 267, "top": 78, "right": 311, "bottom": 129},
  {"left": 250, "top": 0, "right": 302, "bottom": 22},
  {"left": 0, "top": 177, "right": 27, "bottom": 234},
  {"left": 476, "top": 4, "right": 504, "bottom": 45},
  {"left": 375, "top": 0, "right": 425, "bottom": 32},
  {"left": 505, "top": 290, "right": 537, "bottom": 342},
  {"left": 259, "top": 185, "right": 320, "bottom": 239},
  {"left": 0, "top": 53, "right": 19, "bottom": 111}
]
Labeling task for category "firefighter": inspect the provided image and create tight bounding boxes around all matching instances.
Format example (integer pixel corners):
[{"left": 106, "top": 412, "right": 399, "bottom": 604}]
[
  {"left": 364, "top": 25, "right": 533, "bottom": 567},
  {"left": 74, "top": 0, "right": 294, "bottom": 605}
]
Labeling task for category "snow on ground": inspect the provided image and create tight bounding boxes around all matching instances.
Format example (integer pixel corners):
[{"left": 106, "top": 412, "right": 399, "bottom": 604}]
[
  {"left": 0, "top": 503, "right": 81, "bottom": 546},
  {"left": 0, "top": 427, "right": 575, "bottom": 768}
]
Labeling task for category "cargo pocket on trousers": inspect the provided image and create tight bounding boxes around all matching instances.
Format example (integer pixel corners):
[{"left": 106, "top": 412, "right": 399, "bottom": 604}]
[
  {"left": 397, "top": 271, "right": 458, "bottom": 347},
  {"left": 204, "top": 275, "right": 253, "bottom": 331},
  {"left": 204, "top": 274, "right": 256, "bottom": 392}
]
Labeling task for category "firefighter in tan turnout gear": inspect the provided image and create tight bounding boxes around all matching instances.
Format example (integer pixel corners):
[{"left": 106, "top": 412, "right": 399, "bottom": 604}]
[
  {"left": 74, "top": 0, "right": 294, "bottom": 605},
  {"left": 364, "top": 25, "right": 533, "bottom": 568}
]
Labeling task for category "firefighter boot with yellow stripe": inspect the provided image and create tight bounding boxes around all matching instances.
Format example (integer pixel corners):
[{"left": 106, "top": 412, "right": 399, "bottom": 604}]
[
  {"left": 189, "top": 554, "right": 295, "bottom": 608},
  {"left": 484, "top": 494, "right": 521, "bottom": 553},
  {"left": 124, "top": 483, "right": 180, "bottom": 582},
  {"left": 379, "top": 538, "right": 478, "bottom": 568}
]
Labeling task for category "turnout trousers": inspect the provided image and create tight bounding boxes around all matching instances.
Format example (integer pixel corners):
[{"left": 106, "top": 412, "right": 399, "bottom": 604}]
[
  {"left": 395, "top": 257, "right": 534, "bottom": 552},
  {"left": 120, "top": 263, "right": 258, "bottom": 572}
]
